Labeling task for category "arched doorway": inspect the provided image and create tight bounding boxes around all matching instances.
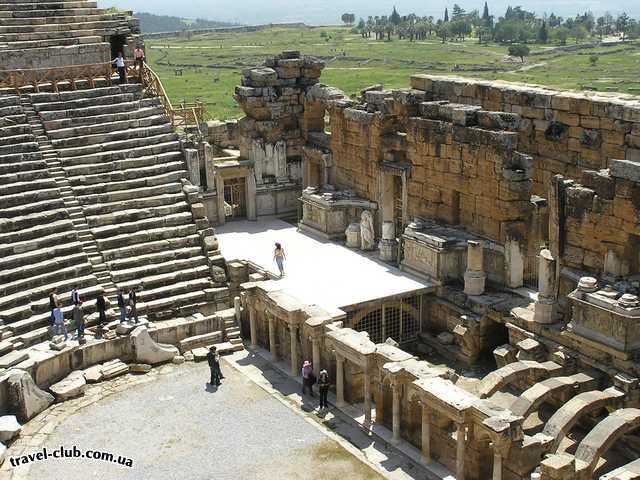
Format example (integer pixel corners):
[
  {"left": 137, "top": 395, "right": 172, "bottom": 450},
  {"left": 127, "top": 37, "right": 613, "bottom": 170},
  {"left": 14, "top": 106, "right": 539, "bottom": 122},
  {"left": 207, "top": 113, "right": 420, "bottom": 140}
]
[{"left": 352, "top": 297, "right": 421, "bottom": 345}]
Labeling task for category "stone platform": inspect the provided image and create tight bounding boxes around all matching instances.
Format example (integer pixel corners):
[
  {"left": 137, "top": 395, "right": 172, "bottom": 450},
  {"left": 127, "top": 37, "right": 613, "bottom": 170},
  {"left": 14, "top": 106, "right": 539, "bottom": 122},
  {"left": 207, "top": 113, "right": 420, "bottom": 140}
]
[{"left": 217, "top": 217, "right": 434, "bottom": 316}]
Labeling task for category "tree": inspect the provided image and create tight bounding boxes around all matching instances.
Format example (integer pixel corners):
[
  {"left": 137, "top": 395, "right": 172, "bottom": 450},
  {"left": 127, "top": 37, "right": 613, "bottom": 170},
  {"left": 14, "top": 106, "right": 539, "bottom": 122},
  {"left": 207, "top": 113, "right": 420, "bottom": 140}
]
[
  {"left": 451, "top": 4, "right": 466, "bottom": 21},
  {"left": 572, "top": 25, "right": 588, "bottom": 44},
  {"left": 438, "top": 21, "right": 451, "bottom": 43},
  {"left": 390, "top": 6, "right": 401, "bottom": 26},
  {"left": 508, "top": 44, "right": 531, "bottom": 62},
  {"left": 555, "top": 26, "right": 570, "bottom": 45},
  {"left": 444, "top": 8, "right": 449, "bottom": 22},
  {"left": 617, "top": 13, "right": 630, "bottom": 41},
  {"left": 589, "top": 54, "right": 599, "bottom": 66},
  {"left": 537, "top": 21, "right": 548, "bottom": 43},
  {"left": 357, "top": 18, "right": 366, "bottom": 37},
  {"left": 482, "top": 2, "right": 490, "bottom": 22},
  {"left": 341, "top": 13, "right": 355, "bottom": 26}
]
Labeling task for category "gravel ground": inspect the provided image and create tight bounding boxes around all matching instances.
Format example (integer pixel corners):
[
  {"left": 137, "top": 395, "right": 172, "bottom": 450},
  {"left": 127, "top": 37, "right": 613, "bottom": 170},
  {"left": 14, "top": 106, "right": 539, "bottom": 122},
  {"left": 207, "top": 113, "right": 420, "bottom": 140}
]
[{"left": 28, "top": 362, "right": 382, "bottom": 480}]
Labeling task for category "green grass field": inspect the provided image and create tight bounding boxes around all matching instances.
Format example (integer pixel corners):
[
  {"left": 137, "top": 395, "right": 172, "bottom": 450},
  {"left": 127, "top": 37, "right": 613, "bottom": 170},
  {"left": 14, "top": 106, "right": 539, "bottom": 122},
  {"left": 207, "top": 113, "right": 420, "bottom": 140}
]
[{"left": 145, "top": 26, "right": 640, "bottom": 120}]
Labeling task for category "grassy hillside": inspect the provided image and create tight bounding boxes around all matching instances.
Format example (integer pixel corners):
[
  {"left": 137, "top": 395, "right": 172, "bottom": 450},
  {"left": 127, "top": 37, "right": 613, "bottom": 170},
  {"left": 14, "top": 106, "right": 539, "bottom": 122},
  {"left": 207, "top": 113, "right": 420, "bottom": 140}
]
[{"left": 145, "top": 26, "right": 640, "bottom": 120}]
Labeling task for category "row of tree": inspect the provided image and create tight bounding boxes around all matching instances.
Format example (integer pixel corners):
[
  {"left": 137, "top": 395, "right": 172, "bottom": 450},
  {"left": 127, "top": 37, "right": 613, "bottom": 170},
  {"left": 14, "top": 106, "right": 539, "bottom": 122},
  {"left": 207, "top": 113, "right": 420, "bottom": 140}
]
[{"left": 341, "top": 4, "right": 640, "bottom": 45}]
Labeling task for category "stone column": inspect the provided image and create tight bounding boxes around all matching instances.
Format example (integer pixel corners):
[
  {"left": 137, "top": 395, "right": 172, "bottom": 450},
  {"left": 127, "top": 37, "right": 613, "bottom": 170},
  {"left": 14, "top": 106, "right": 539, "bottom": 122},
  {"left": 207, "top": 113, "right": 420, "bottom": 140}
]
[
  {"left": 363, "top": 369, "right": 372, "bottom": 426},
  {"left": 311, "top": 337, "right": 321, "bottom": 377},
  {"left": 456, "top": 423, "right": 467, "bottom": 480},
  {"left": 379, "top": 221, "right": 398, "bottom": 262},
  {"left": 464, "top": 240, "right": 486, "bottom": 296},
  {"left": 184, "top": 148, "right": 201, "bottom": 187},
  {"left": 290, "top": 324, "right": 299, "bottom": 375},
  {"left": 249, "top": 306, "right": 257, "bottom": 347},
  {"left": 268, "top": 315, "right": 278, "bottom": 360},
  {"left": 421, "top": 405, "right": 431, "bottom": 463},
  {"left": 233, "top": 296, "right": 241, "bottom": 325},
  {"left": 392, "top": 383, "right": 401, "bottom": 443},
  {"left": 401, "top": 171, "right": 409, "bottom": 229},
  {"left": 215, "top": 173, "right": 226, "bottom": 226},
  {"left": 245, "top": 172, "right": 257, "bottom": 221},
  {"left": 374, "top": 384, "right": 384, "bottom": 424},
  {"left": 492, "top": 451, "right": 503, "bottom": 480},
  {"left": 534, "top": 249, "right": 557, "bottom": 324},
  {"left": 335, "top": 353, "right": 346, "bottom": 407}
]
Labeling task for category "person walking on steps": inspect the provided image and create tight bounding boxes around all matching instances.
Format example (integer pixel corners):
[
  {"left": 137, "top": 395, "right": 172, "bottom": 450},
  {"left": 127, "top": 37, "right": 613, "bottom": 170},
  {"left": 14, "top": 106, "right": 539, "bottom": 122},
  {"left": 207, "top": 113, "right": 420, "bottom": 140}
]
[
  {"left": 112, "top": 52, "right": 126, "bottom": 84},
  {"left": 133, "top": 45, "right": 145, "bottom": 72},
  {"left": 317, "top": 369, "right": 330, "bottom": 410},
  {"left": 73, "top": 301, "right": 85, "bottom": 343},
  {"left": 117, "top": 288, "right": 126, "bottom": 323},
  {"left": 96, "top": 289, "right": 107, "bottom": 333},
  {"left": 127, "top": 286, "right": 139, "bottom": 323},
  {"left": 49, "top": 287, "right": 60, "bottom": 324},
  {"left": 301, "top": 360, "right": 315, "bottom": 396},
  {"left": 70, "top": 285, "right": 81, "bottom": 306},
  {"left": 207, "top": 346, "right": 223, "bottom": 386},
  {"left": 53, "top": 306, "right": 68, "bottom": 340},
  {"left": 274, "top": 242, "right": 286, "bottom": 277}
]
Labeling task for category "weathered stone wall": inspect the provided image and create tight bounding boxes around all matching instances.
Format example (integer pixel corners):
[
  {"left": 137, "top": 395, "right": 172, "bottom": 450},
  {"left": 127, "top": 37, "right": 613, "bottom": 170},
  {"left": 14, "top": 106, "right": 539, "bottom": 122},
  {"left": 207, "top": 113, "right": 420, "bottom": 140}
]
[{"left": 411, "top": 75, "right": 640, "bottom": 196}]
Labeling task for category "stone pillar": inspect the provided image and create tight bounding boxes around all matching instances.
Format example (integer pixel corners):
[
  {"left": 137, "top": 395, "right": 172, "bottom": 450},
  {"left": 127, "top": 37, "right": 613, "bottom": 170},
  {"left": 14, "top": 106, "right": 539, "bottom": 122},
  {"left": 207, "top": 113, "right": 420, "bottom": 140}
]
[
  {"left": 215, "top": 173, "right": 226, "bottom": 226},
  {"left": 392, "top": 383, "right": 401, "bottom": 443},
  {"left": 184, "top": 148, "right": 201, "bottom": 187},
  {"left": 363, "top": 369, "right": 372, "bottom": 426},
  {"left": 374, "top": 384, "right": 384, "bottom": 424},
  {"left": 421, "top": 405, "right": 431, "bottom": 463},
  {"left": 245, "top": 172, "right": 257, "bottom": 221},
  {"left": 268, "top": 315, "right": 278, "bottom": 360},
  {"left": 203, "top": 142, "right": 216, "bottom": 191},
  {"left": 534, "top": 249, "right": 557, "bottom": 324},
  {"left": 379, "top": 221, "right": 398, "bottom": 262},
  {"left": 249, "top": 306, "right": 257, "bottom": 347},
  {"left": 290, "top": 324, "right": 299, "bottom": 375},
  {"left": 401, "top": 171, "right": 409, "bottom": 229},
  {"left": 335, "top": 353, "right": 345, "bottom": 407},
  {"left": 233, "top": 296, "right": 241, "bottom": 324},
  {"left": 456, "top": 423, "right": 467, "bottom": 480},
  {"left": 311, "top": 337, "right": 321, "bottom": 377},
  {"left": 492, "top": 452, "right": 503, "bottom": 480},
  {"left": 464, "top": 240, "right": 486, "bottom": 296}
]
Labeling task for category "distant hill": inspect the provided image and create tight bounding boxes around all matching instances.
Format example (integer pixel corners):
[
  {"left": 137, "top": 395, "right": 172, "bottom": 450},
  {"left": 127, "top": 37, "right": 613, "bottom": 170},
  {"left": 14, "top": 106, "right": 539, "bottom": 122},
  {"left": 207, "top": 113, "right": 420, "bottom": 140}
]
[{"left": 136, "top": 12, "right": 239, "bottom": 33}]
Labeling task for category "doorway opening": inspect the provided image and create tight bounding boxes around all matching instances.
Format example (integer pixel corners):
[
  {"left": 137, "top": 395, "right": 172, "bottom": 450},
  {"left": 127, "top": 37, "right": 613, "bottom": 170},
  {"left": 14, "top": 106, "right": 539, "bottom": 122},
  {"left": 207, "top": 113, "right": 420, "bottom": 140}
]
[
  {"left": 223, "top": 176, "right": 247, "bottom": 220},
  {"left": 109, "top": 35, "right": 127, "bottom": 60}
]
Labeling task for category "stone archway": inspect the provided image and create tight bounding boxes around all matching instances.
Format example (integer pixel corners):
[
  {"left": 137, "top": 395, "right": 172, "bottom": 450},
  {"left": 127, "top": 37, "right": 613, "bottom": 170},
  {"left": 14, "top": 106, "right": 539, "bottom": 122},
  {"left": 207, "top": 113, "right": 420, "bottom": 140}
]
[{"left": 352, "top": 300, "right": 420, "bottom": 345}]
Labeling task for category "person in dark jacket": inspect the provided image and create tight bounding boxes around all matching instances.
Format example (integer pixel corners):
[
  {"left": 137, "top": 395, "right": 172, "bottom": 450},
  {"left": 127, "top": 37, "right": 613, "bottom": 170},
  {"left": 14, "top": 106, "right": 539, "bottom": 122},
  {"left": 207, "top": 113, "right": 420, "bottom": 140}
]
[
  {"left": 49, "top": 287, "right": 60, "bottom": 324},
  {"left": 73, "top": 302, "right": 85, "bottom": 343},
  {"left": 117, "top": 289, "right": 126, "bottom": 323},
  {"left": 317, "top": 369, "right": 330, "bottom": 410},
  {"left": 207, "top": 346, "right": 222, "bottom": 386},
  {"left": 96, "top": 289, "right": 107, "bottom": 325},
  {"left": 71, "top": 285, "right": 81, "bottom": 306},
  {"left": 127, "top": 286, "right": 138, "bottom": 323}
]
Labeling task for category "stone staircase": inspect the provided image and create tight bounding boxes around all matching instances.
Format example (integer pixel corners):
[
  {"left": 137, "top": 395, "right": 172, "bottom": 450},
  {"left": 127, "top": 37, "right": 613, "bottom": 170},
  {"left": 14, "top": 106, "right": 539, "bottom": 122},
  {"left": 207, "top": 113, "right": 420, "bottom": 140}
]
[
  {"left": 0, "top": 93, "right": 101, "bottom": 352},
  {"left": 28, "top": 84, "right": 223, "bottom": 321},
  {"left": 0, "top": 0, "right": 129, "bottom": 49},
  {"left": 20, "top": 95, "right": 118, "bottom": 299}
]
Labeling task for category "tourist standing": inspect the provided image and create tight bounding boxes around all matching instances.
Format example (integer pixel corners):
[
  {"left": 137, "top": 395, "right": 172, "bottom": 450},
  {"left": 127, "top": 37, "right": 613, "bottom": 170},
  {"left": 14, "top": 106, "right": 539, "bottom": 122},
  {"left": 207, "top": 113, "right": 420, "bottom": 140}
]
[
  {"left": 317, "top": 369, "right": 330, "bottom": 410},
  {"left": 73, "top": 302, "right": 85, "bottom": 342},
  {"left": 70, "top": 285, "right": 81, "bottom": 306},
  {"left": 53, "top": 306, "right": 68, "bottom": 340},
  {"left": 96, "top": 289, "right": 107, "bottom": 326},
  {"left": 49, "top": 287, "right": 60, "bottom": 324},
  {"left": 127, "top": 286, "right": 138, "bottom": 323},
  {"left": 133, "top": 45, "right": 145, "bottom": 71},
  {"left": 273, "top": 242, "right": 286, "bottom": 277},
  {"left": 301, "top": 360, "right": 315, "bottom": 396},
  {"left": 207, "top": 346, "right": 222, "bottom": 386},
  {"left": 117, "top": 289, "right": 126, "bottom": 323},
  {"left": 112, "top": 52, "right": 126, "bottom": 84}
]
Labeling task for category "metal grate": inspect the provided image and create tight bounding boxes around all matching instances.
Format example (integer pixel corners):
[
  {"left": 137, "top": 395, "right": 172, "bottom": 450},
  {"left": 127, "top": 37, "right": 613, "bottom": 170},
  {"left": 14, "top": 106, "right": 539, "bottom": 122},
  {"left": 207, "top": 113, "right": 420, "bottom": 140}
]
[
  {"left": 353, "top": 295, "right": 421, "bottom": 345},
  {"left": 356, "top": 308, "right": 383, "bottom": 344}
]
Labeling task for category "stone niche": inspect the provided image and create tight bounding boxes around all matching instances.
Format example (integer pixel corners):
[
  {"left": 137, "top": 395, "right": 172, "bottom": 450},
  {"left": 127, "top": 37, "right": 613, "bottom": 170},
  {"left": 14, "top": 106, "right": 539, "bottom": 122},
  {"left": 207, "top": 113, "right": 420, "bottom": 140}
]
[
  {"left": 298, "top": 187, "right": 377, "bottom": 240},
  {"left": 567, "top": 282, "right": 640, "bottom": 353}
]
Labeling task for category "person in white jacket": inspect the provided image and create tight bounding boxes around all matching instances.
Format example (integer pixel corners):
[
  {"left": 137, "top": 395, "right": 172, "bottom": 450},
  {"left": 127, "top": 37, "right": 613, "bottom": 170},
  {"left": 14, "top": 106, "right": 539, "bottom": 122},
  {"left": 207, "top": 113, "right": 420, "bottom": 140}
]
[{"left": 112, "top": 52, "right": 126, "bottom": 84}]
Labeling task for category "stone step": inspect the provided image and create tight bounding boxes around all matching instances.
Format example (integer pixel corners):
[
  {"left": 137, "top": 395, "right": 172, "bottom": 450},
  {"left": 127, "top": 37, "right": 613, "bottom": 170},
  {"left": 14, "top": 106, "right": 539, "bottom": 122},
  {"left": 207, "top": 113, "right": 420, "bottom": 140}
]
[
  {"left": 34, "top": 92, "right": 137, "bottom": 113},
  {"left": 56, "top": 132, "right": 179, "bottom": 159},
  {"left": 0, "top": 176, "right": 57, "bottom": 194},
  {"left": 0, "top": 278, "right": 99, "bottom": 323},
  {"left": 111, "top": 256, "right": 209, "bottom": 284},
  {"left": 0, "top": 221, "right": 77, "bottom": 257},
  {"left": 0, "top": 158, "right": 46, "bottom": 175},
  {"left": 100, "top": 359, "right": 129, "bottom": 379},
  {"left": 71, "top": 170, "right": 187, "bottom": 197},
  {"left": 0, "top": 132, "right": 35, "bottom": 146},
  {"left": 4, "top": 34, "right": 102, "bottom": 49},
  {"left": 84, "top": 194, "right": 188, "bottom": 220},
  {"left": 0, "top": 17, "right": 120, "bottom": 31},
  {"left": 0, "top": 251, "right": 88, "bottom": 286},
  {"left": 100, "top": 232, "right": 201, "bottom": 262},
  {"left": 0, "top": 259, "right": 93, "bottom": 297},
  {"left": 91, "top": 211, "right": 195, "bottom": 241},
  {"left": 69, "top": 163, "right": 187, "bottom": 191},
  {"left": 0, "top": 208, "right": 69, "bottom": 237},
  {"left": 52, "top": 122, "right": 174, "bottom": 150},
  {"left": 0, "top": 151, "right": 43, "bottom": 165},
  {"left": 47, "top": 113, "right": 170, "bottom": 142},
  {"left": 106, "top": 246, "right": 203, "bottom": 271},
  {"left": 0, "top": 240, "right": 84, "bottom": 271},
  {"left": 44, "top": 104, "right": 164, "bottom": 132},
  {"left": 0, "top": 196, "right": 65, "bottom": 217},
  {"left": 142, "top": 289, "right": 209, "bottom": 315},
  {"left": 0, "top": 26, "right": 113, "bottom": 43},
  {"left": 119, "top": 268, "right": 212, "bottom": 298},
  {"left": 76, "top": 180, "right": 183, "bottom": 205},
  {"left": 211, "top": 341, "right": 244, "bottom": 355},
  {"left": 64, "top": 151, "right": 184, "bottom": 179},
  {"left": 178, "top": 330, "right": 223, "bottom": 353},
  {"left": 0, "top": 140, "right": 38, "bottom": 156},
  {"left": 38, "top": 97, "right": 159, "bottom": 123}
]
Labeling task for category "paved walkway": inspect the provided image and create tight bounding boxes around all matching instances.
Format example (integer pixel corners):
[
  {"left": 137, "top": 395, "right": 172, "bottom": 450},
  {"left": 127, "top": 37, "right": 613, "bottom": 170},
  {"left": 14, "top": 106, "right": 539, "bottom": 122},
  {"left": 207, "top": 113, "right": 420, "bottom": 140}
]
[
  {"left": 20, "top": 361, "right": 385, "bottom": 480},
  {"left": 217, "top": 218, "right": 433, "bottom": 315}
]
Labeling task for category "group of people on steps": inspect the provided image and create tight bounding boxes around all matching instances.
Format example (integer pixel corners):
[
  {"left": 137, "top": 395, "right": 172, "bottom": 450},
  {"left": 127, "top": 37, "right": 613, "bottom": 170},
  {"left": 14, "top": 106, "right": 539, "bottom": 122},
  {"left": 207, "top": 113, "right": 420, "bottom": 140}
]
[{"left": 48, "top": 285, "right": 141, "bottom": 342}]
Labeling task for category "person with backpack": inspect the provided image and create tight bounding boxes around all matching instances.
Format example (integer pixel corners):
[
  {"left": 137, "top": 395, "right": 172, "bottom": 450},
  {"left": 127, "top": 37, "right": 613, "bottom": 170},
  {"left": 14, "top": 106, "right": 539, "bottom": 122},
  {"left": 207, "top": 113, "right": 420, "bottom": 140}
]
[
  {"left": 127, "top": 286, "right": 138, "bottom": 323},
  {"left": 117, "top": 288, "right": 126, "bottom": 323},
  {"left": 301, "top": 360, "right": 315, "bottom": 396},
  {"left": 207, "top": 346, "right": 223, "bottom": 386}
]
